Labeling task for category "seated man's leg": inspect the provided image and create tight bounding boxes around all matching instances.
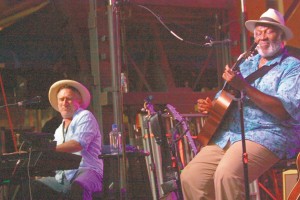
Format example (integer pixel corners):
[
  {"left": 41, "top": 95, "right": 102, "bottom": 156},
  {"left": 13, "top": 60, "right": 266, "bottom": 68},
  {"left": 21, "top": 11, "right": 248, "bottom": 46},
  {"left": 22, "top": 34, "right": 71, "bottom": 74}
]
[
  {"left": 214, "top": 140, "right": 280, "bottom": 200},
  {"left": 180, "top": 143, "right": 225, "bottom": 200},
  {"left": 38, "top": 176, "right": 70, "bottom": 192},
  {"left": 10, "top": 177, "right": 67, "bottom": 200},
  {"left": 69, "top": 169, "right": 103, "bottom": 200},
  {"left": 33, "top": 177, "right": 70, "bottom": 199}
]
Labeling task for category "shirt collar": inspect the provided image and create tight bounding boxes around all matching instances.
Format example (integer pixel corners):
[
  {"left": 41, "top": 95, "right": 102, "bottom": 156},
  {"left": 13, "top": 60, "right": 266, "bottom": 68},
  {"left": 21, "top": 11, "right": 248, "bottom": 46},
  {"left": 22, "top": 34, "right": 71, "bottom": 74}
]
[{"left": 62, "top": 107, "right": 83, "bottom": 123}]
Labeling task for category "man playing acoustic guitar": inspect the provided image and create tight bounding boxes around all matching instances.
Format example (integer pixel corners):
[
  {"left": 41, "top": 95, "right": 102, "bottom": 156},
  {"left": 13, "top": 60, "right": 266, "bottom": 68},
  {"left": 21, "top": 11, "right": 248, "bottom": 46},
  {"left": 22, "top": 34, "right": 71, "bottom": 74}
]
[{"left": 181, "top": 8, "right": 300, "bottom": 200}]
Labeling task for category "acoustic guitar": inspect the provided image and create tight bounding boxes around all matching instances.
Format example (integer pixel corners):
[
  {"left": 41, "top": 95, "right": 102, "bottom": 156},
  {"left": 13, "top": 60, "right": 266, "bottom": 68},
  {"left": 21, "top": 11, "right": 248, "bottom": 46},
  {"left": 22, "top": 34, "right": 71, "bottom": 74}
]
[
  {"left": 197, "top": 42, "right": 258, "bottom": 146},
  {"left": 287, "top": 153, "right": 300, "bottom": 200}
]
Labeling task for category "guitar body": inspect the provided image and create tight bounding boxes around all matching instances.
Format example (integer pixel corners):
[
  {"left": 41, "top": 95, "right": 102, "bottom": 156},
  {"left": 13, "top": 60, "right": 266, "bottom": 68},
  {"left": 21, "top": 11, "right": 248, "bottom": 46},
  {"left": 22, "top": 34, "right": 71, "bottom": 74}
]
[
  {"left": 197, "top": 90, "right": 234, "bottom": 146},
  {"left": 197, "top": 42, "right": 259, "bottom": 147},
  {"left": 288, "top": 153, "right": 300, "bottom": 200}
]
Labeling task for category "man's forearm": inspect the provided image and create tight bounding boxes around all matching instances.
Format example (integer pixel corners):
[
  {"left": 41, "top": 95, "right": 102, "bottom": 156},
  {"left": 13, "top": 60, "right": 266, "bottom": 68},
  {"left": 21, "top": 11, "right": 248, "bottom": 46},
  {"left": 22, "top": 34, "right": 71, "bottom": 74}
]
[{"left": 56, "top": 140, "right": 82, "bottom": 153}]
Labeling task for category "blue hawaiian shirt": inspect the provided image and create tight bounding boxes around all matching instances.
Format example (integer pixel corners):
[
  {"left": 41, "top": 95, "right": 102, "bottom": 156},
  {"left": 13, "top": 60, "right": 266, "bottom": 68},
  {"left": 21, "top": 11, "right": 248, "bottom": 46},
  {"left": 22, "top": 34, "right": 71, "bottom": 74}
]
[{"left": 212, "top": 50, "right": 300, "bottom": 159}]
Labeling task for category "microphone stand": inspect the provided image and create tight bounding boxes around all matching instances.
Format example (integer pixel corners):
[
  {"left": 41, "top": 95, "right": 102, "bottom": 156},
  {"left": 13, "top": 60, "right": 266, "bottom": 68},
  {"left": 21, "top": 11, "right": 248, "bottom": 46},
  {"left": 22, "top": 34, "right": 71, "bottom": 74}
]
[
  {"left": 239, "top": 2, "right": 250, "bottom": 197},
  {"left": 237, "top": 92, "right": 250, "bottom": 200},
  {"left": 223, "top": 42, "right": 257, "bottom": 200}
]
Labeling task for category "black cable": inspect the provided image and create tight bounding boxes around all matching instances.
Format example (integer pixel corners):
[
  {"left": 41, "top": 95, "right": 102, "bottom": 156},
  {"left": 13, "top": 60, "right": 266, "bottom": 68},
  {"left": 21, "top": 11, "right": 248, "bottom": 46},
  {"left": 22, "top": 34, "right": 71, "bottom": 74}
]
[
  {"left": 11, "top": 141, "right": 26, "bottom": 177},
  {"left": 137, "top": 4, "right": 205, "bottom": 47}
]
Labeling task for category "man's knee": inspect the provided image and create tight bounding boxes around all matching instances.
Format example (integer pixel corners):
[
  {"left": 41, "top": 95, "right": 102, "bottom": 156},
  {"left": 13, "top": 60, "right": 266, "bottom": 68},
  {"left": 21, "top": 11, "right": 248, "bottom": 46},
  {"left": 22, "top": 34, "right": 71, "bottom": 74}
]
[
  {"left": 180, "top": 166, "right": 199, "bottom": 188},
  {"left": 180, "top": 167, "right": 189, "bottom": 185},
  {"left": 214, "top": 167, "right": 241, "bottom": 185}
]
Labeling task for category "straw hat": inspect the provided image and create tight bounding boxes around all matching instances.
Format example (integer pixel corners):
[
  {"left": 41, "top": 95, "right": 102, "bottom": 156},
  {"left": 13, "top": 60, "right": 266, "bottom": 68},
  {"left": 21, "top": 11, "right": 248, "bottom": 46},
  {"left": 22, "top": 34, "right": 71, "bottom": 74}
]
[
  {"left": 245, "top": 8, "right": 293, "bottom": 40},
  {"left": 48, "top": 80, "right": 91, "bottom": 111}
]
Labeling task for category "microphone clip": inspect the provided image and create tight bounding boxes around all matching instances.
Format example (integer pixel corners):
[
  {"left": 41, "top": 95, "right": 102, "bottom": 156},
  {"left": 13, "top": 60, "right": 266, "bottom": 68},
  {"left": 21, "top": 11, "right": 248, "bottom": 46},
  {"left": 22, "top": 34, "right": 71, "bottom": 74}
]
[{"left": 203, "top": 36, "right": 231, "bottom": 47}]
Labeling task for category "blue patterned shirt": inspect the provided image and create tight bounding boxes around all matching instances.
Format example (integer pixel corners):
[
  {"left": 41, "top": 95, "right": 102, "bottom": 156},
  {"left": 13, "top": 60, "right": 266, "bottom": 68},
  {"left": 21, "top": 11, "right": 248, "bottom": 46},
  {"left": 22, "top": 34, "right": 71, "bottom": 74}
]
[
  {"left": 212, "top": 50, "right": 300, "bottom": 159},
  {"left": 54, "top": 108, "right": 103, "bottom": 182}
]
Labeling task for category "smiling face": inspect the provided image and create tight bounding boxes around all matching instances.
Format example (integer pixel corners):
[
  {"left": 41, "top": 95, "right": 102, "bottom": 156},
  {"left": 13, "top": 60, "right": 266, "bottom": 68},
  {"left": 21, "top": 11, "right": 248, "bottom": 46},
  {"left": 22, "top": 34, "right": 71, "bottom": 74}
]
[
  {"left": 57, "top": 86, "right": 82, "bottom": 119},
  {"left": 254, "top": 24, "right": 284, "bottom": 58}
]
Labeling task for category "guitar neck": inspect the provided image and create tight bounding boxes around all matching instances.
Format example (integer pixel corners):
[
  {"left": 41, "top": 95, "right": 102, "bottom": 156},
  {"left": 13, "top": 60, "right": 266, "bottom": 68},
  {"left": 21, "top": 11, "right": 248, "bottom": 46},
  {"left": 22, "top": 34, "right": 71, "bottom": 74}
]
[
  {"left": 182, "top": 123, "right": 198, "bottom": 156},
  {"left": 223, "top": 42, "right": 258, "bottom": 91}
]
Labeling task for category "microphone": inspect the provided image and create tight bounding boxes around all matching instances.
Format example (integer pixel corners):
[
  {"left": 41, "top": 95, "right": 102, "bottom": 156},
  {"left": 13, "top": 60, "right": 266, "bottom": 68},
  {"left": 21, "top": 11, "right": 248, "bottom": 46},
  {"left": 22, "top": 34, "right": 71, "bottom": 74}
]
[
  {"left": 17, "top": 96, "right": 42, "bottom": 106},
  {"left": 204, "top": 39, "right": 231, "bottom": 47},
  {"left": 0, "top": 96, "right": 42, "bottom": 108}
]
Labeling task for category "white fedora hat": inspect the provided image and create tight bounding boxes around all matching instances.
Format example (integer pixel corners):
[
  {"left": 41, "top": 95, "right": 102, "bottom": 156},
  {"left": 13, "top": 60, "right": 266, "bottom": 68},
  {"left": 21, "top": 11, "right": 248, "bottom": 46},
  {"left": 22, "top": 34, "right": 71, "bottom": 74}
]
[
  {"left": 49, "top": 80, "right": 91, "bottom": 111},
  {"left": 245, "top": 8, "right": 293, "bottom": 40}
]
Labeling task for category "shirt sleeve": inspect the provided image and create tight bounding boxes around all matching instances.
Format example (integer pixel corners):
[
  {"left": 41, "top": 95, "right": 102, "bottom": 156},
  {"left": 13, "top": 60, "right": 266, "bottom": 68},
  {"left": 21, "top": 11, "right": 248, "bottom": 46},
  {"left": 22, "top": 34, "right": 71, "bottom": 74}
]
[
  {"left": 69, "top": 110, "right": 100, "bottom": 150},
  {"left": 274, "top": 60, "right": 300, "bottom": 122}
]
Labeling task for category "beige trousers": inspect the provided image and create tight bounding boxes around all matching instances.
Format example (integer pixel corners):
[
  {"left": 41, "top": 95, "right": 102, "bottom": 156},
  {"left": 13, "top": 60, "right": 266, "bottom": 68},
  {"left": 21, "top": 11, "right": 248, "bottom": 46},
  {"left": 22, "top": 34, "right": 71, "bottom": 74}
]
[{"left": 180, "top": 140, "right": 279, "bottom": 200}]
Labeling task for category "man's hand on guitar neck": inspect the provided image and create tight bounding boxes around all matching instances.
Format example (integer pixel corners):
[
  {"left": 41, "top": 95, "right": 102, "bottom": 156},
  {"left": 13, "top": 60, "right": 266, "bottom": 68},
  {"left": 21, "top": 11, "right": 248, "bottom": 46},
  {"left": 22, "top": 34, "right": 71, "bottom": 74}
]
[
  {"left": 197, "top": 97, "right": 213, "bottom": 114},
  {"left": 222, "top": 65, "right": 291, "bottom": 121}
]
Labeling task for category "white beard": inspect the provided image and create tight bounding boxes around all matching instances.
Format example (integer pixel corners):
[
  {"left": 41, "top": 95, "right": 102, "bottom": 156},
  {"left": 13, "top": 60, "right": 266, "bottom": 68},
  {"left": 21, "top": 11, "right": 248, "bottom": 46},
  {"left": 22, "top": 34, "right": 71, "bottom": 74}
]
[{"left": 257, "top": 38, "right": 283, "bottom": 57}]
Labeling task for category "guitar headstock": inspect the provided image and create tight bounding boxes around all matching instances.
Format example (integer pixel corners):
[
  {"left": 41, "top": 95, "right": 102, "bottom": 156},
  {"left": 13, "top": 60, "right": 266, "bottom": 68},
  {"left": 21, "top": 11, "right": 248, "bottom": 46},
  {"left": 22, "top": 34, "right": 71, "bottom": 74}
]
[{"left": 242, "top": 42, "right": 258, "bottom": 59}]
